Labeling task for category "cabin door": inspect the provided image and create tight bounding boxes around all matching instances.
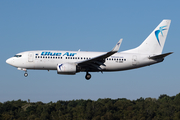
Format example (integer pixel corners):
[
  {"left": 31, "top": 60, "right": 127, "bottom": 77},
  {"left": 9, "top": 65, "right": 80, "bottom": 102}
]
[{"left": 28, "top": 53, "right": 34, "bottom": 62}]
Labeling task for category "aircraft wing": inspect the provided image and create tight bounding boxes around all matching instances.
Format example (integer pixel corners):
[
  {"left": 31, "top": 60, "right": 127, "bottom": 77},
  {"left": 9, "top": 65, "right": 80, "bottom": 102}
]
[{"left": 77, "top": 39, "right": 123, "bottom": 71}]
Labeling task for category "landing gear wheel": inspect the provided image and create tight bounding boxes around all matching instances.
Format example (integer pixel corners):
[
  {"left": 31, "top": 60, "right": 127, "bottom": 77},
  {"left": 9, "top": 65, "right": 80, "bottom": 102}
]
[
  {"left": 24, "top": 73, "right": 28, "bottom": 77},
  {"left": 85, "top": 73, "right": 91, "bottom": 80}
]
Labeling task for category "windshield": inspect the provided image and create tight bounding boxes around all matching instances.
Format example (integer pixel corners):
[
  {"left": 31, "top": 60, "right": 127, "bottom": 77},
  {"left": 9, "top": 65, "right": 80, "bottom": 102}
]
[{"left": 14, "top": 55, "right": 22, "bottom": 58}]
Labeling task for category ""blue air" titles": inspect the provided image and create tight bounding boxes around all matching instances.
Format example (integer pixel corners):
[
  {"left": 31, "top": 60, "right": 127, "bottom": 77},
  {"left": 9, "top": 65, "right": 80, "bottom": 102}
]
[{"left": 41, "top": 52, "right": 77, "bottom": 56}]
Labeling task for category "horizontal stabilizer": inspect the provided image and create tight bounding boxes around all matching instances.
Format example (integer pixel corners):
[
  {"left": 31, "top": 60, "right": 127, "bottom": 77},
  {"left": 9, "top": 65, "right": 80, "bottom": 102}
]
[{"left": 149, "top": 52, "right": 173, "bottom": 59}]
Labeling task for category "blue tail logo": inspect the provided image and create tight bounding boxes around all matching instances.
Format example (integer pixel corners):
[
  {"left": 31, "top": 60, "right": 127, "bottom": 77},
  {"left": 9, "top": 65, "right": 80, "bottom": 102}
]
[{"left": 155, "top": 26, "right": 167, "bottom": 46}]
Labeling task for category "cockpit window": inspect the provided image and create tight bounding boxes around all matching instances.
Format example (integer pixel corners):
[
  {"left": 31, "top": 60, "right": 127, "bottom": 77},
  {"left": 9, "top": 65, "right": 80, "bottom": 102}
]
[{"left": 14, "top": 55, "right": 22, "bottom": 58}]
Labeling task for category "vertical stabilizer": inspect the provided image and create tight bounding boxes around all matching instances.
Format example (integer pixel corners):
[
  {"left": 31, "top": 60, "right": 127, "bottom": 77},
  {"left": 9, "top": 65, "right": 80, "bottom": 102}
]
[{"left": 124, "top": 20, "right": 171, "bottom": 54}]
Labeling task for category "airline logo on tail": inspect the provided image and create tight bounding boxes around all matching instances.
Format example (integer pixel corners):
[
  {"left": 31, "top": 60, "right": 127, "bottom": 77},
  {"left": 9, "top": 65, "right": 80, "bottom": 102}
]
[{"left": 155, "top": 26, "right": 167, "bottom": 46}]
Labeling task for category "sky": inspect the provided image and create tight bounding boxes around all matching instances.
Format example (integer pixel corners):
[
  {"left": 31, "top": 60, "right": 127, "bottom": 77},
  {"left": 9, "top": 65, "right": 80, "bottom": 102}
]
[{"left": 0, "top": 1, "right": 179, "bottom": 103}]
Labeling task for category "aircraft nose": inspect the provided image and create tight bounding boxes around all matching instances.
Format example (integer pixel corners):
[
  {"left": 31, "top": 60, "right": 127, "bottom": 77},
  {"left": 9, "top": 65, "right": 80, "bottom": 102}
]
[
  {"left": 6, "top": 58, "right": 13, "bottom": 66},
  {"left": 6, "top": 58, "right": 10, "bottom": 64}
]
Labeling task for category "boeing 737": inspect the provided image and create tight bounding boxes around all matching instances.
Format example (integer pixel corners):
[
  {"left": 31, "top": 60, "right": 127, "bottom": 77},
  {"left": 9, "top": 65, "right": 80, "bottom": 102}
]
[{"left": 6, "top": 19, "right": 172, "bottom": 80}]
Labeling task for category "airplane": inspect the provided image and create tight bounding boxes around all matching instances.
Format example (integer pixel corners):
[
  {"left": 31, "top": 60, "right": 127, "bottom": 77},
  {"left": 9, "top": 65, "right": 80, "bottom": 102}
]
[{"left": 6, "top": 19, "right": 172, "bottom": 80}]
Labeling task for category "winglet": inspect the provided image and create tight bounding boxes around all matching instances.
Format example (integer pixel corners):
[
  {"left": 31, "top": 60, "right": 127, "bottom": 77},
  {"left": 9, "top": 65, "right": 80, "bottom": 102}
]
[{"left": 112, "top": 38, "right": 123, "bottom": 52}]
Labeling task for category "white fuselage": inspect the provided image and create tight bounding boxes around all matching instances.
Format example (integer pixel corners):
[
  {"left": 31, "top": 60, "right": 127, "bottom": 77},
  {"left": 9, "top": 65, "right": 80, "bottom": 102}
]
[{"left": 6, "top": 50, "right": 159, "bottom": 72}]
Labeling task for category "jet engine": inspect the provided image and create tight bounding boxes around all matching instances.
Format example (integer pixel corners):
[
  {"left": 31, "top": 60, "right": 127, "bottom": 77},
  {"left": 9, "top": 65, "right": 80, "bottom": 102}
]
[{"left": 57, "top": 63, "right": 77, "bottom": 75}]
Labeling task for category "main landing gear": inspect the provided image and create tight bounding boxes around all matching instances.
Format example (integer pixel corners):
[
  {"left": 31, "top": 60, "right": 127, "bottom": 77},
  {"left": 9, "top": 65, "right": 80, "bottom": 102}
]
[{"left": 85, "top": 72, "right": 91, "bottom": 80}]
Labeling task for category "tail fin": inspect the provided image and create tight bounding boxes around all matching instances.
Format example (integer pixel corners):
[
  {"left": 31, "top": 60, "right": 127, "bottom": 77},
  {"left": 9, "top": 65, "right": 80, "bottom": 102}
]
[{"left": 125, "top": 19, "right": 171, "bottom": 54}]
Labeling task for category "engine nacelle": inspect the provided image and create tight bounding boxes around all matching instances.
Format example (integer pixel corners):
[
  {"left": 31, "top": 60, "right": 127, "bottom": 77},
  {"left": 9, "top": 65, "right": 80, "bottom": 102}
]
[{"left": 57, "top": 63, "right": 76, "bottom": 75}]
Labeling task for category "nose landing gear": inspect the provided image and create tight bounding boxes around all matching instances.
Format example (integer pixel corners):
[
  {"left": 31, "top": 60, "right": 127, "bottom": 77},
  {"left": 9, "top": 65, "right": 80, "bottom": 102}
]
[
  {"left": 85, "top": 72, "right": 91, "bottom": 80},
  {"left": 23, "top": 69, "right": 28, "bottom": 77},
  {"left": 17, "top": 68, "right": 28, "bottom": 77},
  {"left": 24, "top": 72, "right": 28, "bottom": 77}
]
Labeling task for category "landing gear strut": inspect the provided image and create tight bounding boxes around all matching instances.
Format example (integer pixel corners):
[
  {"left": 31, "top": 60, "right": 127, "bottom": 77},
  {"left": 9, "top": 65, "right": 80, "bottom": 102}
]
[{"left": 85, "top": 72, "right": 91, "bottom": 80}]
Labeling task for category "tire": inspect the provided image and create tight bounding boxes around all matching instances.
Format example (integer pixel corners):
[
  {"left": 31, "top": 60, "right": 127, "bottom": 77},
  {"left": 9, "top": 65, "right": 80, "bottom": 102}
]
[
  {"left": 24, "top": 73, "right": 28, "bottom": 77},
  {"left": 85, "top": 73, "right": 91, "bottom": 80}
]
